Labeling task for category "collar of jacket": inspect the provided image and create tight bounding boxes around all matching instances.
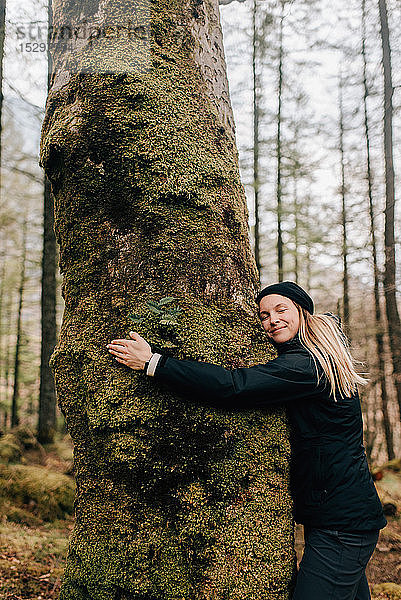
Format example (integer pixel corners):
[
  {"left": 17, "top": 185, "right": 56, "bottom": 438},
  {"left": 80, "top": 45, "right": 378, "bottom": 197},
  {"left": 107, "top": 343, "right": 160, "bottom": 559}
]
[{"left": 271, "top": 332, "right": 304, "bottom": 355}]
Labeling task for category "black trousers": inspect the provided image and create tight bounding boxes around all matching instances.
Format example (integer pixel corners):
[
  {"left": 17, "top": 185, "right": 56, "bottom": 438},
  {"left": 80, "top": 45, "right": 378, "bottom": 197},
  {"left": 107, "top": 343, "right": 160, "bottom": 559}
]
[{"left": 292, "top": 527, "right": 379, "bottom": 600}]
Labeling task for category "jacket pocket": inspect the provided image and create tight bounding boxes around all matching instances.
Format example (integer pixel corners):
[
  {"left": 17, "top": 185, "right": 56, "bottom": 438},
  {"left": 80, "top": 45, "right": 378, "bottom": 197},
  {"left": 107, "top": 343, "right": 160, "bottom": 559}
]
[{"left": 301, "top": 447, "right": 328, "bottom": 507}]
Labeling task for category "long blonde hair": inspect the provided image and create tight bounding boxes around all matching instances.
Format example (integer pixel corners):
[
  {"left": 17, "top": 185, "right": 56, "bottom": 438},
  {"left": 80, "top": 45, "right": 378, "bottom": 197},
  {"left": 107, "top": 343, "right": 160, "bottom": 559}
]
[{"left": 294, "top": 304, "right": 369, "bottom": 401}]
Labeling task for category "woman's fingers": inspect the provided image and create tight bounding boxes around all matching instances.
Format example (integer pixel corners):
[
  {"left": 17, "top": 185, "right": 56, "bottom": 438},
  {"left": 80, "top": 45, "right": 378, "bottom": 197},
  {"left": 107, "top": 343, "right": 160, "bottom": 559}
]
[
  {"left": 108, "top": 348, "right": 127, "bottom": 357},
  {"left": 108, "top": 333, "right": 146, "bottom": 347}
]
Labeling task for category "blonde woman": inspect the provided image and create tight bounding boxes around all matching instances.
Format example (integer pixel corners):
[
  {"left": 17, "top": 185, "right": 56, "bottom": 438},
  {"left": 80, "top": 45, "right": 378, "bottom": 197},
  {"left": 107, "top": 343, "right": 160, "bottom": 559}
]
[{"left": 107, "top": 281, "right": 386, "bottom": 600}]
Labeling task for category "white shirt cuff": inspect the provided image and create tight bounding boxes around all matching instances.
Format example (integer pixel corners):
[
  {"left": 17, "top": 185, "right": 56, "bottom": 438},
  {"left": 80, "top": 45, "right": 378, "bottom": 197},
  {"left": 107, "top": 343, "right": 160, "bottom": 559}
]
[{"left": 146, "top": 353, "right": 162, "bottom": 376}]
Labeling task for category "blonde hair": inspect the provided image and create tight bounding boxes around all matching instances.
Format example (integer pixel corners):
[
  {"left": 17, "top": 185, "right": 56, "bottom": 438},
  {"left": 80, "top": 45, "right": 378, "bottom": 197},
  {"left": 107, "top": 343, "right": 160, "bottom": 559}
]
[{"left": 294, "top": 304, "right": 369, "bottom": 402}]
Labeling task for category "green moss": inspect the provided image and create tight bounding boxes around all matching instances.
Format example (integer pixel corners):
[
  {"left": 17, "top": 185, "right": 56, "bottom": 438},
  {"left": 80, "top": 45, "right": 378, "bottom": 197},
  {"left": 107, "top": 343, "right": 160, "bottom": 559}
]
[
  {"left": 0, "top": 464, "right": 75, "bottom": 521},
  {"left": 373, "top": 583, "right": 401, "bottom": 599},
  {"left": 12, "top": 425, "right": 40, "bottom": 449},
  {"left": 2, "top": 501, "right": 45, "bottom": 527},
  {"left": 0, "top": 433, "right": 23, "bottom": 464}
]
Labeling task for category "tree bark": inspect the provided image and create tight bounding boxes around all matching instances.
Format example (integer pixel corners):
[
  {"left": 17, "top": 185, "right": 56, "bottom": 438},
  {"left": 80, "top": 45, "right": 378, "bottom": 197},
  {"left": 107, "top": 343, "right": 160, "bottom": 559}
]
[
  {"left": 0, "top": 256, "right": 5, "bottom": 419},
  {"left": 252, "top": 0, "right": 261, "bottom": 283},
  {"left": 362, "top": 0, "right": 394, "bottom": 459},
  {"left": 276, "top": 1, "right": 284, "bottom": 282},
  {"left": 0, "top": 0, "right": 5, "bottom": 193},
  {"left": 3, "top": 282, "right": 13, "bottom": 428},
  {"left": 338, "top": 70, "right": 350, "bottom": 336},
  {"left": 293, "top": 178, "right": 299, "bottom": 285},
  {"left": 40, "top": 1, "right": 295, "bottom": 598},
  {"left": 11, "top": 217, "right": 27, "bottom": 428},
  {"left": 379, "top": 0, "right": 401, "bottom": 420},
  {"left": 38, "top": 176, "right": 58, "bottom": 443},
  {"left": 38, "top": 0, "right": 58, "bottom": 445}
]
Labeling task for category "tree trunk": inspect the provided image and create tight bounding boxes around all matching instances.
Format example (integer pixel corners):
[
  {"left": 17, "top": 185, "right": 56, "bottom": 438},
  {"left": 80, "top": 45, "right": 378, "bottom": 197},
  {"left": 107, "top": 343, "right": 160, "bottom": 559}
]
[
  {"left": 38, "top": 0, "right": 58, "bottom": 445},
  {"left": 38, "top": 176, "right": 58, "bottom": 443},
  {"left": 0, "top": 0, "right": 5, "bottom": 193},
  {"left": 362, "top": 0, "right": 394, "bottom": 459},
  {"left": 0, "top": 257, "right": 5, "bottom": 418},
  {"left": 11, "top": 217, "right": 27, "bottom": 428},
  {"left": 290, "top": 98, "right": 302, "bottom": 286},
  {"left": 379, "top": 0, "right": 401, "bottom": 419},
  {"left": 40, "top": 1, "right": 296, "bottom": 598},
  {"left": 276, "top": 0, "right": 285, "bottom": 282},
  {"left": 293, "top": 178, "right": 299, "bottom": 285},
  {"left": 252, "top": 0, "right": 261, "bottom": 283},
  {"left": 338, "top": 70, "right": 350, "bottom": 336},
  {"left": 3, "top": 282, "right": 13, "bottom": 428}
]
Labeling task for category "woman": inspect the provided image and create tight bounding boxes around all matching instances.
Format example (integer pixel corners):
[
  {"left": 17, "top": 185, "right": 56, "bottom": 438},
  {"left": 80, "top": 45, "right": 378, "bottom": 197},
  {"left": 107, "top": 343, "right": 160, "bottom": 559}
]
[{"left": 107, "top": 281, "right": 387, "bottom": 600}]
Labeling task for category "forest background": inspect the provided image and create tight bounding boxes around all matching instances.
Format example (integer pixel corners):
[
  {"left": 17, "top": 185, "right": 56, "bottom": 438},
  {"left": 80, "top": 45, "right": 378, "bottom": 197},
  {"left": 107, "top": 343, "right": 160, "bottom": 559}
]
[{"left": 0, "top": 0, "right": 401, "bottom": 598}]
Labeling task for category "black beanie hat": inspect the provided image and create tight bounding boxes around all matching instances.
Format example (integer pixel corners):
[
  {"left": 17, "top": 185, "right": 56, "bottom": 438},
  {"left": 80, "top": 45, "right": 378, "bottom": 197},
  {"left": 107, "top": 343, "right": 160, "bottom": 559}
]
[{"left": 255, "top": 281, "right": 314, "bottom": 314}]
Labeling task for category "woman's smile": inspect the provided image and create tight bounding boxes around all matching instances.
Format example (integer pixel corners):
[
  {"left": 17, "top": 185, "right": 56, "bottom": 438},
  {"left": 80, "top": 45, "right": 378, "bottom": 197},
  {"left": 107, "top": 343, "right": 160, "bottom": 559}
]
[{"left": 258, "top": 294, "right": 300, "bottom": 343}]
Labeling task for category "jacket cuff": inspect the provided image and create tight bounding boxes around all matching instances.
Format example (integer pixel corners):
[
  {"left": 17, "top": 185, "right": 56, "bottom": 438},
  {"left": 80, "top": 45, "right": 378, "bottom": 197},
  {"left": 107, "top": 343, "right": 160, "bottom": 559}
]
[{"left": 146, "top": 353, "right": 169, "bottom": 376}]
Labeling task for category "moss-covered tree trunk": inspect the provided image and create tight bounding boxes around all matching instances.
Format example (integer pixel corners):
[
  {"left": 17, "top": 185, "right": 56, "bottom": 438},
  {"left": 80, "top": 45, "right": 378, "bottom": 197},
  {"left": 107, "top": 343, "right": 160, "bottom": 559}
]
[{"left": 40, "top": 1, "right": 295, "bottom": 598}]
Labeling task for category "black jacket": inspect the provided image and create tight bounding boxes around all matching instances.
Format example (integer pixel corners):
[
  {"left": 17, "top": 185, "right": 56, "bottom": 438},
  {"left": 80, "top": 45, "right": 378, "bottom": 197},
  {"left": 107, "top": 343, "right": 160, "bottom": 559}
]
[{"left": 152, "top": 334, "right": 387, "bottom": 532}]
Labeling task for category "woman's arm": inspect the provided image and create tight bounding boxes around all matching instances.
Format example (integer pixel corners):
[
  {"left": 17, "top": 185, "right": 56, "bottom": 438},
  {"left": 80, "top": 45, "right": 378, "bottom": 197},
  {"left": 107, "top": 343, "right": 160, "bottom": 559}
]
[
  {"left": 107, "top": 332, "right": 322, "bottom": 410},
  {"left": 107, "top": 332, "right": 321, "bottom": 409},
  {"left": 151, "top": 353, "right": 321, "bottom": 410}
]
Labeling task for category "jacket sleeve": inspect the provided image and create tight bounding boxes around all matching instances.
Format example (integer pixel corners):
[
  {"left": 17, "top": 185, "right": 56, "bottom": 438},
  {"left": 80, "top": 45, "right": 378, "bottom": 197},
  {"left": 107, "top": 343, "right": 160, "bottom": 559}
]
[{"left": 152, "top": 352, "right": 322, "bottom": 410}]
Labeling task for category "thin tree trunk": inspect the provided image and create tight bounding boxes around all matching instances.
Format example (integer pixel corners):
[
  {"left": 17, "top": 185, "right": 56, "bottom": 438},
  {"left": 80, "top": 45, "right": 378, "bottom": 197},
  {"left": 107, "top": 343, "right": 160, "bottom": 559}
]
[
  {"left": 11, "top": 217, "right": 27, "bottom": 428},
  {"left": 362, "top": 0, "right": 394, "bottom": 459},
  {"left": 364, "top": 384, "right": 378, "bottom": 463},
  {"left": 306, "top": 249, "right": 311, "bottom": 289},
  {"left": 293, "top": 178, "right": 299, "bottom": 284},
  {"left": 359, "top": 310, "right": 375, "bottom": 461},
  {"left": 3, "top": 283, "right": 12, "bottom": 428},
  {"left": 291, "top": 107, "right": 301, "bottom": 285},
  {"left": 276, "top": 0, "right": 284, "bottom": 282},
  {"left": 252, "top": 0, "right": 261, "bottom": 282},
  {"left": 379, "top": 0, "right": 401, "bottom": 419},
  {"left": 40, "top": 1, "right": 295, "bottom": 598},
  {"left": 38, "top": 177, "right": 57, "bottom": 443},
  {"left": 38, "top": 0, "right": 57, "bottom": 444},
  {"left": 0, "top": 0, "right": 5, "bottom": 192},
  {"left": 0, "top": 257, "right": 5, "bottom": 419},
  {"left": 338, "top": 70, "right": 350, "bottom": 335}
]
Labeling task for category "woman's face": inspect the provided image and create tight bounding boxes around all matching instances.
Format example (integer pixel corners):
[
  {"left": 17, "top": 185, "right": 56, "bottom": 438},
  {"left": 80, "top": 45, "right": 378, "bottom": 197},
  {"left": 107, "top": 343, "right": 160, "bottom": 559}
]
[{"left": 258, "top": 294, "right": 300, "bottom": 344}]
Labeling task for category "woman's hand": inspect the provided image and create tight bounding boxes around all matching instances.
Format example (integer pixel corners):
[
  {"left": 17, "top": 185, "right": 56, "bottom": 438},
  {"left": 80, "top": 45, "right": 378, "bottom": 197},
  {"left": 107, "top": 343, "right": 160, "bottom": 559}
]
[{"left": 107, "top": 332, "right": 152, "bottom": 370}]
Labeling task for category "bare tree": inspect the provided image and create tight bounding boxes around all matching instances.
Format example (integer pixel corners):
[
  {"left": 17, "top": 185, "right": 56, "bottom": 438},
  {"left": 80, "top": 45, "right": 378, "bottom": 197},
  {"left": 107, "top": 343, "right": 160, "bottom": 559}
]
[
  {"left": 38, "top": 0, "right": 57, "bottom": 444},
  {"left": 252, "top": 0, "right": 261, "bottom": 281},
  {"left": 11, "top": 217, "right": 27, "bottom": 427},
  {"left": 338, "top": 69, "right": 350, "bottom": 335},
  {"left": 0, "top": 0, "right": 5, "bottom": 192},
  {"left": 276, "top": 0, "right": 285, "bottom": 282},
  {"left": 361, "top": 0, "right": 394, "bottom": 459},
  {"left": 379, "top": 0, "right": 401, "bottom": 419}
]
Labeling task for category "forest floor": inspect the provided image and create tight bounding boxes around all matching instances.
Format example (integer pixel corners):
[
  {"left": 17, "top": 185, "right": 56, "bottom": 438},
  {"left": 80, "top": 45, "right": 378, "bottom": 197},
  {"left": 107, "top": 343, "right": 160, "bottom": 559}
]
[{"left": 0, "top": 430, "right": 400, "bottom": 600}]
